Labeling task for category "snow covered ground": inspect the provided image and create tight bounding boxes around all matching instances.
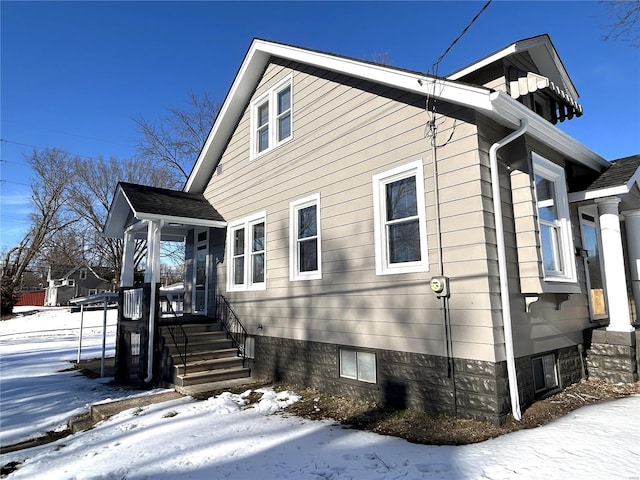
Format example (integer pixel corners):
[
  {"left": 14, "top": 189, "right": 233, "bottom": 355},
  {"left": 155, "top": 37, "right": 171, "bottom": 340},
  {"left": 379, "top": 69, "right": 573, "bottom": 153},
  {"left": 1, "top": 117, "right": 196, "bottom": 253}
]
[{"left": 1, "top": 307, "right": 639, "bottom": 479}]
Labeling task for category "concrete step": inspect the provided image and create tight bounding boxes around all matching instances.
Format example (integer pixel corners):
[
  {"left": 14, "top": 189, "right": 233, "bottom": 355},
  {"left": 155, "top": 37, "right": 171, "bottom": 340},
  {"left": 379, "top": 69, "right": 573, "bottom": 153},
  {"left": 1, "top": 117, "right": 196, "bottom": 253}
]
[
  {"left": 174, "top": 366, "right": 250, "bottom": 387},
  {"left": 174, "top": 355, "right": 244, "bottom": 376},
  {"left": 179, "top": 347, "right": 239, "bottom": 360},
  {"left": 90, "top": 390, "right": 183, "bottom": 423},
  {"left": 165, "top": 337, "right": 233, "bottom": 355},
  {"left": 175, "top": 377, "right": 266, "bottom": 398},
  {"left": 68, "top": 412, "right": 93, "bottom": 434},
  {"left": 160, "top": 323, "right": 222, "bottom": 335}
]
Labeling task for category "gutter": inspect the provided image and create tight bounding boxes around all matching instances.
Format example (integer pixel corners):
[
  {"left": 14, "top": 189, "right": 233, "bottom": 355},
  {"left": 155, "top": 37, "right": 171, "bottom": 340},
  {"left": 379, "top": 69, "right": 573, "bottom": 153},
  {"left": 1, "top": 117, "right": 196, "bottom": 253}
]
[{"left": 489, "top": 118, "right": 529, "bottom": 421}]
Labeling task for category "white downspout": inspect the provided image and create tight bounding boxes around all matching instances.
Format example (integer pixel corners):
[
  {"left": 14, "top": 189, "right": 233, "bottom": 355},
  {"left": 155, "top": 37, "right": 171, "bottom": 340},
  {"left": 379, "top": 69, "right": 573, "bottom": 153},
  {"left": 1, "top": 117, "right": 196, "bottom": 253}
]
[
  {"left": 145, "top": 219, "right": 164, "bottom": 383},
  {"left": 489, "top": 118, "right": 528, "bottom": 421}
]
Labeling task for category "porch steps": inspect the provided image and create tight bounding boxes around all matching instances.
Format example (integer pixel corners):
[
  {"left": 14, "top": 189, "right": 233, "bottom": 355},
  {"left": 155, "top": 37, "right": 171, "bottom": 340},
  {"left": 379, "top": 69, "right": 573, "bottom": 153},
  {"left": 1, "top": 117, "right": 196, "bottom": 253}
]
[
  {"left": 174, "top": 365, "right": 251, "bottom": 387},
  {"left": 158, "top": 321, "right": 251, "bottom": 391}
]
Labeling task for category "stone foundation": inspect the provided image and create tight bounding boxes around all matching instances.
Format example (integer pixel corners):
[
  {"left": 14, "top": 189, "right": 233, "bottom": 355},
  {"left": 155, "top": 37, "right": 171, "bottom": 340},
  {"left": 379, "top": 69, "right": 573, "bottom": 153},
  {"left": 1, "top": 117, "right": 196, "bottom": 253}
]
[
  {"left": 253, "top": 336, "right": 512, "bottom": 424},
  {"left": 252, "top": 336, "right": 589, "bottom": 424},
  {"left": 587, "top": 328, "right": 639, "bottom": 383},
  {"left": 515, "top": 346, "right": 584, "bottom": 407}
]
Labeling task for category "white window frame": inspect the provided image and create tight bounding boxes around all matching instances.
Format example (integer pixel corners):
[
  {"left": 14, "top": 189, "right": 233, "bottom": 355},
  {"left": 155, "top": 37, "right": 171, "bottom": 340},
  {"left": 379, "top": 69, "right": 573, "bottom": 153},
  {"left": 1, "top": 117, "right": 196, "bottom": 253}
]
[
  {"left": 532, "top": 153, "right": 576, "bottom": 283},
  {"left": 250, "top": 75, "right": 293, "bottom": 160},
  {"left": 289, "top": 193, "right": 322, "bottom": 281},
  {"left": 372, "top": 160, "right": 429, "bottom": 275},
  {"left": 227, "top": 211, "right": 267, "bottom": 291},
  {"left": 67, "top": 279, "right": 75, "bottom": 287},
  {"left": 339, "top": 348, "right": 377, "bottom": 384}
]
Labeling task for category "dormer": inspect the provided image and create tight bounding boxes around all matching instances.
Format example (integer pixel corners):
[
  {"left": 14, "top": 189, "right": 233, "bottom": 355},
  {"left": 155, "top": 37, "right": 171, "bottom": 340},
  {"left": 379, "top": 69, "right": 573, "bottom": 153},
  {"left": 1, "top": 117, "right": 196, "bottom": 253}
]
[{"left": 448, "top": 34, "right": 582, "bottom": 125}]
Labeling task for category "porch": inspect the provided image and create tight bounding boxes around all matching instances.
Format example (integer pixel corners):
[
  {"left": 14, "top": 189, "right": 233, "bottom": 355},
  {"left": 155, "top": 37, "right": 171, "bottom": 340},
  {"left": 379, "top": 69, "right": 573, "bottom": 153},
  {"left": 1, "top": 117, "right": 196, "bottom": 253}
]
[{"left": 115, "top": 284, "right": 252, "bottom": 392}]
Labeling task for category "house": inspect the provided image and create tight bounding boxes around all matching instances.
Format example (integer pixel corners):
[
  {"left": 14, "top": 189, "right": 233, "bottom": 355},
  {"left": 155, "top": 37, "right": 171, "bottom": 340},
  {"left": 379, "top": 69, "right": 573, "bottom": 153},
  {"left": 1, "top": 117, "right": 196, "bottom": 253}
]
[
  {"left": 45, "top": 265, "right": 113, "bottom": 306},
  {"left": 104, "top": 34, "right": 639, "bottom": 423}
]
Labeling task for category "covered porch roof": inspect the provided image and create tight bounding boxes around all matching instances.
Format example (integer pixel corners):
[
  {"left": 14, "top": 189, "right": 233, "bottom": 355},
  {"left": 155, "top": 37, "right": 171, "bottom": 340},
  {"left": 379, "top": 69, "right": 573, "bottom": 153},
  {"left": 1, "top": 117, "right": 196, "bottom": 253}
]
[
  {"left": 569, "top": 154, "right": 640, "bottom": 210},
  {"left": 103, "top": 182, "right": 226, "bottom": 241}
]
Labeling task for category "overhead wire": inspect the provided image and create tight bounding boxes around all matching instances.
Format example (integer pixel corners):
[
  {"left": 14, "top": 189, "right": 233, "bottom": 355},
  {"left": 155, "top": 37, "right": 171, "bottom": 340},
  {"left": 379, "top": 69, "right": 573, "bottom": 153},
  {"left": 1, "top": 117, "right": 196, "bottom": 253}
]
[
  {"left": 0, "top": 137, "right": 108, "bottom": 161},
  {"left": 425, "top": 0, "right": 492, "bottom": 147},
  {"left": 421, "top": 1, "right": 493, "bottom": 399}
]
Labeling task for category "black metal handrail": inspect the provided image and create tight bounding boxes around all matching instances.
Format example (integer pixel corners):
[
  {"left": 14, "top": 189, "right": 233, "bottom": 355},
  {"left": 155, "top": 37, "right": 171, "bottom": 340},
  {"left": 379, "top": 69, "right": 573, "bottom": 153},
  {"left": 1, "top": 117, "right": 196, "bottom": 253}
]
[
  {"left": 216, "top": 294, "right": 249, "bottom": 364},
  {"left": 159, "top": 295, "right": 188, "bottom": 376}
]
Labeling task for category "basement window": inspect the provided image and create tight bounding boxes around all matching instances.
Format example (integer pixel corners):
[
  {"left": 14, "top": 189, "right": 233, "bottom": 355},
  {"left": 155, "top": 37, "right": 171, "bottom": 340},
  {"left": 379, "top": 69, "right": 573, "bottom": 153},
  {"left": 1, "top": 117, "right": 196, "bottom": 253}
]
[
  {"left": 339, "top": 348, "right": 377, "bottom": 383},
  {"left": 532, "top": 353, "right": 558, "bottom": 393}
]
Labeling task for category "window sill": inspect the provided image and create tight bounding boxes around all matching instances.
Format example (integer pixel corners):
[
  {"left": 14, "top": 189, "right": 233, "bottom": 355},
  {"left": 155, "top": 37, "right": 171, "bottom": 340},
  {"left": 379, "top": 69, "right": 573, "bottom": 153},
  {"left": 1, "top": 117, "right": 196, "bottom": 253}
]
[
  {"left": 227, "top": 285, "right": 267, "bottom": 292},
  {"left": 250, "top": 136, "right": 293, "bottom": 161}
]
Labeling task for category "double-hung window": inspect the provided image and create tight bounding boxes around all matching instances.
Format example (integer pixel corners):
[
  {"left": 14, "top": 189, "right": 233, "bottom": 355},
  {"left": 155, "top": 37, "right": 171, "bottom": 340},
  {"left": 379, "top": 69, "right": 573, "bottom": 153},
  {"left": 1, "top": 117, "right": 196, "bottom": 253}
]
[
  {"left": 532, "top": 154, "right": 576, "bottom": 282},
  {"left": 290, "top": 194, "right": 321, "bottom": 281},
  {"left": 251, "top": 75, "right": 292, "bottom": 159},
  {"left": 227, "top": 212, "right": 267, "bottom": 290},
  {"left": 372, "top": 160, "right": 428, "bottom": 275}
]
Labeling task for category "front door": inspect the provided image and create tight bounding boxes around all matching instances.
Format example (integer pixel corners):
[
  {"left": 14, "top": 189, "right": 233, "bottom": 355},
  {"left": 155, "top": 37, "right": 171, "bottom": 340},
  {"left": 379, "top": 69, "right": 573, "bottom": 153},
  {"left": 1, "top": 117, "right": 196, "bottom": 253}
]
[
  {"left": 579, "top": 207, "right": 607, "bottom": 320},
  {"left": 193, "top": 228, "right": 209, "bottom": 315}
]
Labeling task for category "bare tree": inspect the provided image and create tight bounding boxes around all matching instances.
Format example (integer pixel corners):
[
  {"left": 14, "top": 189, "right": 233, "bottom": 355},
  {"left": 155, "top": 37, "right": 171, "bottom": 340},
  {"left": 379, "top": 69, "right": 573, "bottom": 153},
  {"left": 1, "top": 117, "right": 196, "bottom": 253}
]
[
  {"left": 134, "top": 92, "right": 221, "bottom": 184},
  {"left": 602, "top": 0, "right": 640, "bottom": 46},
  {"left": 36, "top": 227, "right": 86, "bottom": 267},
  {"left": 1, "top": 149, "right": 77, "bottom": 315},
  {"left": 68, "top": 155, "right": 177, "bottom": 287}
]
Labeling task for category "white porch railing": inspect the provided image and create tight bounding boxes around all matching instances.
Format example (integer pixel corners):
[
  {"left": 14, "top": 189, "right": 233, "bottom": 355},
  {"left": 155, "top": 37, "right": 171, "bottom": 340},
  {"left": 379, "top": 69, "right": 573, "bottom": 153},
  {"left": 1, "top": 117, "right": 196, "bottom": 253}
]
[{"left": 123, "top": 288, "right": 143, "bottom": 320}]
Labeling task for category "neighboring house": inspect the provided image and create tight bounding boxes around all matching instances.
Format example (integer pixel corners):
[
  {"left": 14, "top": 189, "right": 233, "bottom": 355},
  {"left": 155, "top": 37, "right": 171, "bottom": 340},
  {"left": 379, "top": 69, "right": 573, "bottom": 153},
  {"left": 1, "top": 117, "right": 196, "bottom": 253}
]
[
  {"left": 104, "top": 35, "right": 639, "bottom": 423},
  {"left": 45, "top": 265, "right": 113, "bottom": 306}
]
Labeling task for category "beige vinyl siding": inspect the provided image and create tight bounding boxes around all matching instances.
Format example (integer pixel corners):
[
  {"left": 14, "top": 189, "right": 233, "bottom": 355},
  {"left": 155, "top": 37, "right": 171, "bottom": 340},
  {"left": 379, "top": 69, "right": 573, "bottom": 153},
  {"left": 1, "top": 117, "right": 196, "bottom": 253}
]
[
  {"left": 205, "top": 60, "right": 499, "bottom": 362},
  {"left": 475, "top": 116, "right": 590, "bottom": 359}
]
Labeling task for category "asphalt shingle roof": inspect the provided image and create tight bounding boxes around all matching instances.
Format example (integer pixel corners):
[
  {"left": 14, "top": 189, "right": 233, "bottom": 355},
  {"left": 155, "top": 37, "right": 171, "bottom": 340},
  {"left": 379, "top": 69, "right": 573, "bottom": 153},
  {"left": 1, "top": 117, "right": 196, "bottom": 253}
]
[
  {"left": 119, "top": 182, "right": 224, "bottom": 222},
  {"left": 585, "top": 155, "right": 640, "bottom": 192}
]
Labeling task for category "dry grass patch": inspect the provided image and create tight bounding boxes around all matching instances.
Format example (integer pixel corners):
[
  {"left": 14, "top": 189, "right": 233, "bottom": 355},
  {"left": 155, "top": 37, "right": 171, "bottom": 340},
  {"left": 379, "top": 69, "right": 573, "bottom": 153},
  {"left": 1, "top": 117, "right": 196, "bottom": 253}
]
[{"left": 278, "top": 378, "right": 640, "bottom": 445}]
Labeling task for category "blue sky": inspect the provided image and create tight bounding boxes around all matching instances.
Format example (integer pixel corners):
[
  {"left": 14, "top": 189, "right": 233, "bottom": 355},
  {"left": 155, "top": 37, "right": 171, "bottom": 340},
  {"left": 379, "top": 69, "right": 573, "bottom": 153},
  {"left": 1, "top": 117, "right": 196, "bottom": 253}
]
[{"left": 1, "top": 1, "right": 639, "bottom": 251}]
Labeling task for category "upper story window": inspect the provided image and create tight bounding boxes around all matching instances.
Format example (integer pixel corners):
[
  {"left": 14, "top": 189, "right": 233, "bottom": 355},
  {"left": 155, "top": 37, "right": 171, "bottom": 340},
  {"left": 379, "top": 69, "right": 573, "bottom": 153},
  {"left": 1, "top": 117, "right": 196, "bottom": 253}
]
[
  {"left": 80, "top": 269, "right": 87, "bottom": 280},
  {"left": 372, "top": 160, "right": 429, "bottom": 275},
  {"left": 251, "top": 75, "right": 293, "bottom": 160},
  {"left": 532, "top": 153, "right": 576, "bottom": 283},
  {"left": 290, "top": 194, "right": 321, "bottom": 281},
  {"left": 227, "top": 212, "right": 267, "bottom": 291}
]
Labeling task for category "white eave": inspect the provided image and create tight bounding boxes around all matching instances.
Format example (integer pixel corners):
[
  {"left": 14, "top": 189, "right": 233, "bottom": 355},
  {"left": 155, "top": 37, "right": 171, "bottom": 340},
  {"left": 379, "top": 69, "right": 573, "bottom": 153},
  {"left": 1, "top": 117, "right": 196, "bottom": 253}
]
[
  {"left": 185, "top": 38, "right": 607, "bottom": 193},
  {"left": 185, "top": 40, "right": 492, "bottom": 193},
  {"left": 569, "top": 165, "right": 640, "bottom": 202},
  {"left": 489, "top": 91, "right": 608, "bottom": 171},
  {"left": 447, "top": 35, "right": 579, "bottom": 100}
]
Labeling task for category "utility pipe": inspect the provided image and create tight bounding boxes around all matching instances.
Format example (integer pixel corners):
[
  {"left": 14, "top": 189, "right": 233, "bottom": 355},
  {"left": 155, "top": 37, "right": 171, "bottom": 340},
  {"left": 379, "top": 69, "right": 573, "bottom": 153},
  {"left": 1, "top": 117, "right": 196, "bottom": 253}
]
[{"left": 488, "top": 117, "right": 528, "bottom": 421}]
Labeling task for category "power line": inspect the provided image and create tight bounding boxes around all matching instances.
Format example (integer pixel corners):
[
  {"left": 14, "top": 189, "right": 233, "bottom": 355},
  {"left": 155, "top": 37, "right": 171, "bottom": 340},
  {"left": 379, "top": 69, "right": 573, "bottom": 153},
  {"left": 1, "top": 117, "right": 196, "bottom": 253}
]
[
  {"left": 429, "top": 0, "right": 492, "bottom": 76},
  {"left": 0, "top": 179, "right": 31, "bottom": 186},
  {"left": 424, "top": 0, "right": 492, "bottom": 148},
  {"left": 0, "top": 159, "right": 28, "bottom": 166},
  {"left": 0, "top": 138, "right": 106, "bottom": 161}
]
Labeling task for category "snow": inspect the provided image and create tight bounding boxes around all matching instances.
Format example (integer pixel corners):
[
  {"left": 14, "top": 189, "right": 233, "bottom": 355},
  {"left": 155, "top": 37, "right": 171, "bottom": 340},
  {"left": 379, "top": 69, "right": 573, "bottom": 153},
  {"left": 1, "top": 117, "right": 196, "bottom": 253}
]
[{"left": 1, "top": 307, "right": 639, "bottom": 479}]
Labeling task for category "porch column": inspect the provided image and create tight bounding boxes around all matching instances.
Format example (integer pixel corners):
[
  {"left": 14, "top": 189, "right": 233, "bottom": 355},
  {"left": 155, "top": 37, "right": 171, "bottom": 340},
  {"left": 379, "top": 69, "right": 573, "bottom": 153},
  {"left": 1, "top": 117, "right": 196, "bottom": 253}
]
[
  {"left": 595, "top": 197, "right": 633, "bottom": 332},
  {"left": 144, "top": 220, "right": 161, "bottom": 285},
  {"left": 144, "top": 220, "right": 162, "bottom": 383},
  {"left": 622, "top": 209, "right": 640, "bottom": 322},
  {"left": 120, "top": 231, "right": 136, "bottom": 287}
]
